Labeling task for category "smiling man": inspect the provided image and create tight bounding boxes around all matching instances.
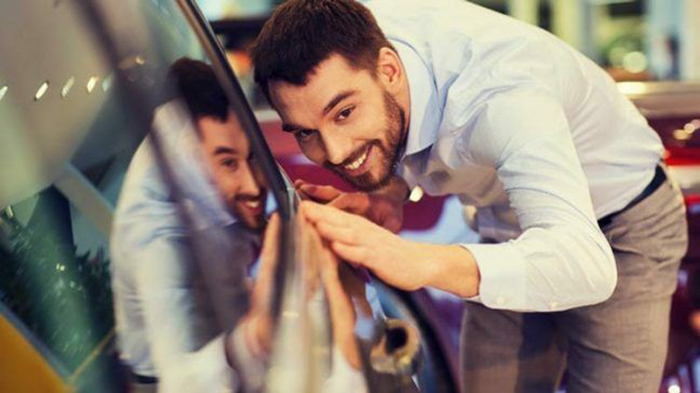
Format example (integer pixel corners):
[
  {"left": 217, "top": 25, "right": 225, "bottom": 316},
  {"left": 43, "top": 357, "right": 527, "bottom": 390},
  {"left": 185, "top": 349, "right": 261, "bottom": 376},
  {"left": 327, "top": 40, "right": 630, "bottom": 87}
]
[
  {"left": 250, "top": 0, "right": 688, "bottom": 392},
  {"left": 111, "top": 58, "right": 271, "bottom": 392},
  {"left": 180, "top": 62, "right": 269, "bottom": 230}
]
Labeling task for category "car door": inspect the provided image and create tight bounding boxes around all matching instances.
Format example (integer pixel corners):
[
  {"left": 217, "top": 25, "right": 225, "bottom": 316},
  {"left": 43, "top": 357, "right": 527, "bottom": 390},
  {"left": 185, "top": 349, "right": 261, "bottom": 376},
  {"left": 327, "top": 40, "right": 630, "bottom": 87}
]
[{"left": 0, "top": 0, "right": 457, "bottom": 391}]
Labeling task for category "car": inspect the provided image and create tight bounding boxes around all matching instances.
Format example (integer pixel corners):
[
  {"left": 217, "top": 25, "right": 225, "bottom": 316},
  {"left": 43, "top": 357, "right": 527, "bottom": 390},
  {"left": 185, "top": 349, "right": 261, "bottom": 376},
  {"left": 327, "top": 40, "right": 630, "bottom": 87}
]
[{"left": 0, "top": 0, "right": 456, "bottom": 392}]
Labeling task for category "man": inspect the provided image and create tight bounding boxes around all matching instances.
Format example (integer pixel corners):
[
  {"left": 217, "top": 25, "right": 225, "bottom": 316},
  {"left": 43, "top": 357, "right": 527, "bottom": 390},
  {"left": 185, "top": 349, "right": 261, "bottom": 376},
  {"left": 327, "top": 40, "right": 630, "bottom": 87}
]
[
  {"left": 111, "top": 58, "right": 273, "bottom": 392},
  {"left": 250, "top": 0, "right": 688, "bottom": 391}
]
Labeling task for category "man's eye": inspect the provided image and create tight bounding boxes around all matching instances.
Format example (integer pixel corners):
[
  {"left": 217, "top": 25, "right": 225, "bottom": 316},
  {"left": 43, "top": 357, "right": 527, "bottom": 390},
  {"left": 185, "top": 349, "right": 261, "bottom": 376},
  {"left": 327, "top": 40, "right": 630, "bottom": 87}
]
[
  {"left": 220, "top": 159, "right": 238, "bottom": 170},
  {"left": 295, "top": 129, "right": 316, "bottom": 141},
  {"left": 337, "top": 106, "right": 355, "bottom": 121}
]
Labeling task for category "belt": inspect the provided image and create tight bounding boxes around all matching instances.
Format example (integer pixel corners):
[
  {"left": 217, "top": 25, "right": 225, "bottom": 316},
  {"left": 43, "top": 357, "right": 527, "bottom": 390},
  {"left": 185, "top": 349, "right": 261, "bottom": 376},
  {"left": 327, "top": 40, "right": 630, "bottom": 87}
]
[{"left": 597, "top": 165, "right": 667, "bottom": 229}]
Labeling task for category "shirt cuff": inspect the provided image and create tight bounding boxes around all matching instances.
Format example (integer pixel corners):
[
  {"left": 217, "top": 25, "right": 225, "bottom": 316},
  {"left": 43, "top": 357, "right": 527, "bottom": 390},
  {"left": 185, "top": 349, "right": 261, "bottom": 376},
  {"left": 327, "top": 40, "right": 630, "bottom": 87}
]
[{"left": 459, "top": 242, "right": 528, "bottom": 311}]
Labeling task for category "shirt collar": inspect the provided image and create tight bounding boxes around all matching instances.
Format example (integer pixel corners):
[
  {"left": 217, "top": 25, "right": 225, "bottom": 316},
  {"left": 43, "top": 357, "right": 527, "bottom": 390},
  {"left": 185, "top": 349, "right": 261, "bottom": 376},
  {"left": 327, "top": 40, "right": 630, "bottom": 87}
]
[{"left": 392, "top": 40, "right": 442, "bottom": 158}]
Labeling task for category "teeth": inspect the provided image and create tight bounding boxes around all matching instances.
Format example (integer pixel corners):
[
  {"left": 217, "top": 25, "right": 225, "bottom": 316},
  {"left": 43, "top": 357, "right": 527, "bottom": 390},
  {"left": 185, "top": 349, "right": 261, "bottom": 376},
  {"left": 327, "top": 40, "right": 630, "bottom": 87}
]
[
  {"left": 345, "top": 149, "right": 368, "bottom": 171},
  {"left": 244, "top": 200, "right": 261, "bottom": 208}
]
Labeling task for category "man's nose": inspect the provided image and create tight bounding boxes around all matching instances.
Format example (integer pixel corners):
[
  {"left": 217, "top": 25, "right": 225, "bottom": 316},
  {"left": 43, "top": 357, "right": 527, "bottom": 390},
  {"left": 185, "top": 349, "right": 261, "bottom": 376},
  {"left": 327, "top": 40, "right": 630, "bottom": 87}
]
[
  {"left": 239, "top": 163, "right": 261, "bottom": 196},
  {"left": 322, "top": 133, "right": 353, "bottom": 166}
]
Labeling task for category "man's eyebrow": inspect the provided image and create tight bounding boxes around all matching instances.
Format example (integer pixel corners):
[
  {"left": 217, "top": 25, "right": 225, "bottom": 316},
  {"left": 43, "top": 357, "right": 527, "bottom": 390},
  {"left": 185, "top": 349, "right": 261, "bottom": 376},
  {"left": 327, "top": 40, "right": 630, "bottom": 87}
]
[
  {"left": 323, "top": 90, "right": 357, "bottom": 116},
  {"left": 281, "top": 123, "right": 302, "bottom": 132},
  {"left": 213, "top": 146, "right": 240, "bottom": 156}
]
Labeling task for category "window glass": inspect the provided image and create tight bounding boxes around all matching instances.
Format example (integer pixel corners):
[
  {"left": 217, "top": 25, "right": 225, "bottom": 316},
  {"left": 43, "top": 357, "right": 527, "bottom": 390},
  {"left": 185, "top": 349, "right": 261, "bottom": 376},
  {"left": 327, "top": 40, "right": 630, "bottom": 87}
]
[{"left": 0, "top": 0, "right": 282, "bottom": 390}]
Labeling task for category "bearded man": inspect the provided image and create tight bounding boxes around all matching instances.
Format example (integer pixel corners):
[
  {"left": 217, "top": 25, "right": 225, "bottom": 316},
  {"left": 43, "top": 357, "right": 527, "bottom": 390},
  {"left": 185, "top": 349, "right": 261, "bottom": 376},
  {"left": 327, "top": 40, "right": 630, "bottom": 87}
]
[{"left": 250, "top": 1, "right": 688, "bottom": 391}]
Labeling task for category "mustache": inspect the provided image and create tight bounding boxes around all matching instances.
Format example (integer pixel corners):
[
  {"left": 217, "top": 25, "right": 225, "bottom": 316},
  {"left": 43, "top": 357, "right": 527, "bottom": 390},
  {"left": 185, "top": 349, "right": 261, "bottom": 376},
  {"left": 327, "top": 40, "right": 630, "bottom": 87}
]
[{"left": 234, "top": 191, "right": 266, "bottom": 202}]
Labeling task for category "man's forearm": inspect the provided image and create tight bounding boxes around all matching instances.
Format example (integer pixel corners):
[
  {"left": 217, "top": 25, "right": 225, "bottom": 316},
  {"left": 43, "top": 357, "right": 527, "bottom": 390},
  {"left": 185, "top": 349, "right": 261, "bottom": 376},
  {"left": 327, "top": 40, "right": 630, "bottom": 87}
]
[{"left": 421, "top": 244, "right": 481, "bottom": 298}]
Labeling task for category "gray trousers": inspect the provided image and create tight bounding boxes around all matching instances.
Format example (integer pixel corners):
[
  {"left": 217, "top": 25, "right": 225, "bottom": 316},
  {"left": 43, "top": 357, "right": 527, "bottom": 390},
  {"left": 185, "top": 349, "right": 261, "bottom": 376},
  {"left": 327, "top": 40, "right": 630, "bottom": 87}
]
[{"left": 460, "top": 171, "right": 688, "bottom": 393}]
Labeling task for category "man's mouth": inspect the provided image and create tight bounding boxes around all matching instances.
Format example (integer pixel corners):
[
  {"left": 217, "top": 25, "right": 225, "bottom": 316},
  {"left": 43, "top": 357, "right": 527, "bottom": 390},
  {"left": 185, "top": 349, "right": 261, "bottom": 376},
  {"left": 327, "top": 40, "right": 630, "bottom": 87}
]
[
  {"left": 340, "top": 144, "right": 373, "bottom": 175},
  {"left": 344, "top": 147, "right": 369, "bottom": 171},
  {"left": 235, "top": 195, "right": 265, "bottom": 216},
  {"left": 242, "top": 200, "right": 262, "bottom": 209}
]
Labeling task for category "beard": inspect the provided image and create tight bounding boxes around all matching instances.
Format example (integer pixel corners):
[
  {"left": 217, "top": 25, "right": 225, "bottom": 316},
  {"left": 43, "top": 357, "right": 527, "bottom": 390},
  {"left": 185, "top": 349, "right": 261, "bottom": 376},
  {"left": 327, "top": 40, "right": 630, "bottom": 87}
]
[
  {"left": 229, "top": 191, "right": 267, "bottom": 233},
  {"left": 324, "top": 92, "right": 408, "bottom": 192}
]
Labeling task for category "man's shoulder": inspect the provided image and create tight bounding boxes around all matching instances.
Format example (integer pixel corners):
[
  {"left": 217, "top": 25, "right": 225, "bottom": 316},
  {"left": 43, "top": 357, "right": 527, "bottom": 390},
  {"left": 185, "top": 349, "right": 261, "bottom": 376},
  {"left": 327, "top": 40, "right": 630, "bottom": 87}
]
[
  {"left": 364, "top": 0, "right": 534, "bottom": 40},
  {"left": 366, "top": 0, "right": 556, "bottom": 87}
]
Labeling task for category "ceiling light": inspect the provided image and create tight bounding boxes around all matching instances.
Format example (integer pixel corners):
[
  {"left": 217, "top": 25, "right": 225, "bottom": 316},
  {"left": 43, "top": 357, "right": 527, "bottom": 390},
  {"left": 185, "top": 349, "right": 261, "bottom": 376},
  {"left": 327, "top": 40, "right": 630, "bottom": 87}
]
[
  {"left": 61, "top": 76, "right": 75, "bottom": 98},
  {"left": 86, "top": 76, "right": 99, "bottom": 93},
  {"left": 34, "top": 81, "right": 50, "bottom": 101}
]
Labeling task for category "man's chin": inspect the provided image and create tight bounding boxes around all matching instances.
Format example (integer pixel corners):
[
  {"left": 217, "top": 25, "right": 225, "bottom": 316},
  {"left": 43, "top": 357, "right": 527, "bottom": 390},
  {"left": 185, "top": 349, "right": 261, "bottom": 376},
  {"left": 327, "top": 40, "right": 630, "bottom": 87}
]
[
  {"left": 231, "top": 206, "right": 267, "bottom": 233},
  {"left": 336, "top": 170, "right": 393, "bottom": 192},
  {"left": 241, "top": 215, "right": 266, "bottom": 233}
]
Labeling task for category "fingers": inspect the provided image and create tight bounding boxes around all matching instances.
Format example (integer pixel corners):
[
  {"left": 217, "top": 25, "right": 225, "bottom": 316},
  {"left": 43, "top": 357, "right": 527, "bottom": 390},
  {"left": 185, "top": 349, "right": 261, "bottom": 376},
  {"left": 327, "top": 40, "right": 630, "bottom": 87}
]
[
  {"left": 293, "top": 178, "right": 307, "bottom": 188},
  {"left": 316, "top": 221, "right": 360, "bottom": 246},
  {"left": 259, "top": 213, "right": 280, "bottom": 276},
  {"left": 301, "top": 201, "right": 366, "bottom": 227},
  {"left": 294, "top": 180, "right": 343, "bottom": 203},
  {"left": 252, "top": 213, "right": 280, "bottom": 310},
  {"left": 330, "top": 241, "right": 371, "bottom": 267},
  {"left": 328, "top": 192, "right": 369, "bottom": 214}
]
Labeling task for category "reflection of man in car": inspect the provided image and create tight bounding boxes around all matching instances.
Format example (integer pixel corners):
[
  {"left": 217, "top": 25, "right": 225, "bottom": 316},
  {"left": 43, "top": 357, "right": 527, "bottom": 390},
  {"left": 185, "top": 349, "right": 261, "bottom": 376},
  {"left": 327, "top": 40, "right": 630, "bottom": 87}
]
[
  {"left": 173, "top": 59, "right": 268, "bottom": 231},
  {"left": 251, "top": 1, "right": 688, "bottom": 392},
  {"left": 111, "top": 58, "right": 271, "bottom": 393}
]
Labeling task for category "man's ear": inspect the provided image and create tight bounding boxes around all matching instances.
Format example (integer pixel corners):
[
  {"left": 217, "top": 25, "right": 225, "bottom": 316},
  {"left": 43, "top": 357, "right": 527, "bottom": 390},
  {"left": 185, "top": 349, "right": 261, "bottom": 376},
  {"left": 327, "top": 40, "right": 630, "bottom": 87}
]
[{"left": 376, "top": 47, "right": 404, "bottom": 95}]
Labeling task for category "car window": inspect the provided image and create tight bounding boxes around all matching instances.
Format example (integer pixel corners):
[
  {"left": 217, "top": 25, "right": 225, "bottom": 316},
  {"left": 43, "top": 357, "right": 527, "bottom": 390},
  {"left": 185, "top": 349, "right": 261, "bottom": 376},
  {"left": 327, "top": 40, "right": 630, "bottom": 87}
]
[
  {"left": 0, "top": 0, "right": 284, "bottom": 391},
  {"left": 0, "top": 1, "right": 440, "bottom": 392}
]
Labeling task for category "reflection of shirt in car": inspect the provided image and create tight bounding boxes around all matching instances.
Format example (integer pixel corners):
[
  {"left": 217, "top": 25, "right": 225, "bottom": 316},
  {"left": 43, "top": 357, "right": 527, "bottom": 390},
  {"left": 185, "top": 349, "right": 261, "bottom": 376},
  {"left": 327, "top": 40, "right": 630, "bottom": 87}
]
[
  {"left": 362, "top": 0, "right": 663, "bottom": 312},
  {"left": 111, "top": 103, "right": 255, "bottom": 391},
  {"left": 111, "top": 104, "right": 375, "bottom": 392}
]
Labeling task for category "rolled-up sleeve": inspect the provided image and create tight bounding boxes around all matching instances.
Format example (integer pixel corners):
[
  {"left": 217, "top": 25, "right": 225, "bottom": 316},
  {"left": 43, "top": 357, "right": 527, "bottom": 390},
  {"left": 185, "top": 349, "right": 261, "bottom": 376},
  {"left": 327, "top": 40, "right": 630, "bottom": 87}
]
[{"left": 461, "top": 89, "right": 616, "bottom": 312}]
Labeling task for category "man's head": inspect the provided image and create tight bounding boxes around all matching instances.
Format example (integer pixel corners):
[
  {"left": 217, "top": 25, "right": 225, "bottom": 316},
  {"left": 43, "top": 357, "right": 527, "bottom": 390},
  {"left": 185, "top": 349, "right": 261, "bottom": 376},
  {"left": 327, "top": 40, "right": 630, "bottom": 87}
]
[
  {"left": 168, "top": 58, "right": 267, "bottom": 231},
  {"left": 251, "top": 0, "right": 410, "bottom": 191}
]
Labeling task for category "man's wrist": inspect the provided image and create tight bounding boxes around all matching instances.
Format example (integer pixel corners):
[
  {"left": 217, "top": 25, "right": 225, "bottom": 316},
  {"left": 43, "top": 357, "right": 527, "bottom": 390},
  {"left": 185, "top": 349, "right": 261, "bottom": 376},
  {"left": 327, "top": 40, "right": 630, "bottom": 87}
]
[{"left": 422, "top": 244, "right": 480, "bottom": 298}]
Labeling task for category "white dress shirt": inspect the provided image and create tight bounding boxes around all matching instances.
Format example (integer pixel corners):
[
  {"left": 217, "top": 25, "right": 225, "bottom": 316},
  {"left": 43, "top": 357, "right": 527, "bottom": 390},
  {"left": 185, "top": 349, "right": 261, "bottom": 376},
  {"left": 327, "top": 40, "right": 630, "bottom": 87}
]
[
  {"left": 363, "top": 0, "right": 664, "bottom": 312},
  {"left": 111, "top": 103, "right": 253, "bottom": 392}
]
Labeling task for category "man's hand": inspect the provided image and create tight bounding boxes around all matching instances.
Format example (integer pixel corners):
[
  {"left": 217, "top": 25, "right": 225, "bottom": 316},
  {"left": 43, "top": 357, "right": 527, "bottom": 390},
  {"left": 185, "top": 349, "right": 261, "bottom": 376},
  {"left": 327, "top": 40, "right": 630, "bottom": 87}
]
[
  {"left": 303, "top": 214, "right": 363, "bottom": 369},
  {"left": 228, "top": 214, "right": 280, "bottom": 362},
  {"left": 302, "top": 201, "right": 481, "bottom": 297},
  {"left": 294, "top": 177, "right": 407, "bottom": 233}
]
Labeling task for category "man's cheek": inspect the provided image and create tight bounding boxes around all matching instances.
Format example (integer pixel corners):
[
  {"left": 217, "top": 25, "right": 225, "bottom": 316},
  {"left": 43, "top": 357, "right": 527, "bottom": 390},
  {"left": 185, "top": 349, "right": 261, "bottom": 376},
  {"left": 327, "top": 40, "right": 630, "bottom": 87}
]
[{"left": 300, "top": 143, "right": 325, "bottom": 166}]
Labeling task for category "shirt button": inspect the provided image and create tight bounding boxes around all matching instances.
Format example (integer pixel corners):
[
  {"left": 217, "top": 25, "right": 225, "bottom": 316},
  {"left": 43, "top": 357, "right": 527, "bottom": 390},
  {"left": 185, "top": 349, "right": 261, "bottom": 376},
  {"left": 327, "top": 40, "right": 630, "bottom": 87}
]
[
  {"left": 549, "top": 301, "right": 559, "bottom": 310},
  {"left": 496, "top": 297, "right": 506, "bottom": 306}
]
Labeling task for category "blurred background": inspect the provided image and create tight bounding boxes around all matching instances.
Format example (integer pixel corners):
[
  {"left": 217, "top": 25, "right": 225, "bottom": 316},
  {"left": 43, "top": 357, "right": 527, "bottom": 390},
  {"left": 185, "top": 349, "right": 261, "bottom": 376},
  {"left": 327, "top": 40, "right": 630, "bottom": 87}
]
[{"left": 197, "top": 0, "right": 700, "bottom": 110}]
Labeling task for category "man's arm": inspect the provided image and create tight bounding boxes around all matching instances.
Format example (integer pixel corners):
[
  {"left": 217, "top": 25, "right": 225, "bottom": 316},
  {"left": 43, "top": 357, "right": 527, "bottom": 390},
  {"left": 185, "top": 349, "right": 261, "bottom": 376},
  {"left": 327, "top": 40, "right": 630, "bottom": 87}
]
[
  {"left": 461, "top": 88, "right": 616, "bottom": 311},
  {"left": 301, "top": 202, "right": 481, "bottom": 297},
  {"left": 303, "top": 89, "right": 616, "bottom": 312}
]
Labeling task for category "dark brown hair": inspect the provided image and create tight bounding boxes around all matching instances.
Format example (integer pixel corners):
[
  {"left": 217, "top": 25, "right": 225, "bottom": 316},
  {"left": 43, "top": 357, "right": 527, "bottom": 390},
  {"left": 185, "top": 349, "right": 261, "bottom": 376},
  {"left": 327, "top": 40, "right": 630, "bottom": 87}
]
[
  {"left": 250, "top": 0, "right": 393, "bottom": 102},
  {"left": 167, "top": 58, "right": 229, "bottom": 122}
]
